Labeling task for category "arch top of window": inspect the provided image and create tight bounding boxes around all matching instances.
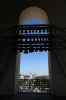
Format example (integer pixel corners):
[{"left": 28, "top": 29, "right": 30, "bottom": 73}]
[{"left": 19, "top": 6, "right": 49, "bottom": 25}]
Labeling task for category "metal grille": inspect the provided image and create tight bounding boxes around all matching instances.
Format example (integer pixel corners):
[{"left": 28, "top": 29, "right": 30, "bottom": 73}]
[
  {"left": 11, "top": 33, "right": 54, "bottom": 53},
  {"left": 0, "top": 24, "right": 66, "bottom": 54},
  {"left": 19, "top": 79, "right": 50, "bottom": 93},
  {"left": 0, "top": 24, "right": 55, "bottom": 54},
  {"left": 10, "top": 24, "right": 55, "bottom": 53}
]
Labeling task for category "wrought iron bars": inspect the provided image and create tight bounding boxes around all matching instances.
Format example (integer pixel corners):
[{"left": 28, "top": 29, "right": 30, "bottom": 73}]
[
  {"left": 1, "top": 24, "right": 66, "bottom": 53},
  {"left": 11, "top": 34, "right": 54, "bottom": 53}
]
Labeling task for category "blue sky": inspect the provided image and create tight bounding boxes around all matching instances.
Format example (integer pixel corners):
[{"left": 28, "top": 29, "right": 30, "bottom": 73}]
[{"left": 20, "top": 18, "right": 48, "bottom": 76}]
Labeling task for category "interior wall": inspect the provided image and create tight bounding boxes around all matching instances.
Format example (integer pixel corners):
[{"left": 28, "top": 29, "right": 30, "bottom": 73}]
[
  {"left": 19, "top": 6, "right": 49, "bottom": 25},
  {"left": 0, "top": 0, "right": 66, "bottom": 96}
]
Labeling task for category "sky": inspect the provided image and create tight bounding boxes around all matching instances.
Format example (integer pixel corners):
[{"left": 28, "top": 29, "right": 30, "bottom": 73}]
[{"left": 20, "top": 18, "right": 48, "bottom": 76}]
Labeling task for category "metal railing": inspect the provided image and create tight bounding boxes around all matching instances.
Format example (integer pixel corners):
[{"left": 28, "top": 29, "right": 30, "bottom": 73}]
[{"left": 19, "top": 79, "right": 50, "bottom": 93}]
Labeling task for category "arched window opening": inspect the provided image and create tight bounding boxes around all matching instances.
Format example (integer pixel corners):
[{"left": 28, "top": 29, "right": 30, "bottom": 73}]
[
  {"left": 19, "top": 18, "right": 49, "bottom": 93},
  {"left": 18, "top": 6, "right": 50, "bottom": 93}
]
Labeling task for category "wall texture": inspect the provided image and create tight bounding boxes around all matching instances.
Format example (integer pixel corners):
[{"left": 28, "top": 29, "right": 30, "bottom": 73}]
[{"left": 0, "top": 0, "right": 66, "bottom": 96}]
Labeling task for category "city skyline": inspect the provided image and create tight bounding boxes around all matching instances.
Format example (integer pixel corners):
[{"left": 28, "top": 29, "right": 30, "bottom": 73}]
[{"left": 20, "top": 70, "right": 49, "bottom": 76}]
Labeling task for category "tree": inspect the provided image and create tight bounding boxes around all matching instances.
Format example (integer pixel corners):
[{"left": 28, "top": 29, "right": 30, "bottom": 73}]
[{"left": 34, "top": 76, "right": 50, "bottom": 90}]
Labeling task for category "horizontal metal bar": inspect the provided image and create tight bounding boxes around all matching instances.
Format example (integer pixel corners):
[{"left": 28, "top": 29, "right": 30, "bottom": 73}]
[
  {"left": 14, "top": 41, "right": 66, "bottom": 43},
  {"left": 11, "top": 41, "right": 53, "bottom": 44},
  {"left": 12, "top": 45, "right": 50, "bottom": 47},
  {"left": 12, "top": 45, "right": 66, "bottom": 48},
  {"left": 13, "top": 48, "right": 66, "bottom": 51},
  {"left": 0, "top": 34, "right": 66, "bottom": 38},
  {"left": 13, "top": 24, "right": 54, "bottom": 27},
  {"left": 16, "top": 46, "right": 66, "bottom": 48},
  {"left": 18, "top": 34, "right": 53, "bottom": 36},
  {"left": 10, "top": 24, "right": 55, "bottom": 29},
  {"left": 10, "top": 27, "right": 55, "bottom": 31},
  {"left": 12, "top": 34, "right": 54, "bottom": 37},
  {"left": 1, "top": 41, "right": 66, "bottom": 44}
]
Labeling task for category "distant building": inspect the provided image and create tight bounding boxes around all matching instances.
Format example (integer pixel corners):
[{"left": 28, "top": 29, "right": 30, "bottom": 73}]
[
  {"left": 19, "top": 72, "right": 38, "bottom": 79},
  {"left": 30, "top": 71, "right": 32, "bottom": 79},
  {"left": 24, "top": 75, "right": 30, "bottom": 79},
  {"left": 32, "top": 73, "right": 37, "bottom": 79},
  {"left": 19, "top": 74, "right": 24, "bottom": 79}
]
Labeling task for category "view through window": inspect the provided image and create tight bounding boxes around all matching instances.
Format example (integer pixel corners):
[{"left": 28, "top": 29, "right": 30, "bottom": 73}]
[{"left": 19, "top": 18, "right": 49, "bottom": 93}]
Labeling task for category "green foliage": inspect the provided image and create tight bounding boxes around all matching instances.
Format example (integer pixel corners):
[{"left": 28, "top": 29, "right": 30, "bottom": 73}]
[
  {"left": 34, "top": 76, "right": 50, "bottom": 89},
  {"left": 19, "top": 79, "right": 27, "bottom": 86}
]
